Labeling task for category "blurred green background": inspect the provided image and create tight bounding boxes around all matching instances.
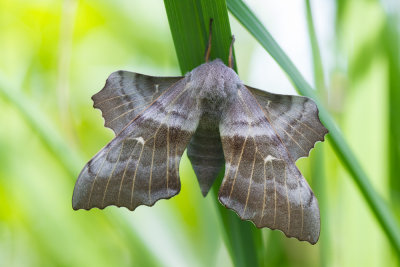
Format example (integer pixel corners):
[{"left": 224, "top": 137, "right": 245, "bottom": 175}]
[{"left": 0, "top": 0, "right": 399, "bottom": 266}]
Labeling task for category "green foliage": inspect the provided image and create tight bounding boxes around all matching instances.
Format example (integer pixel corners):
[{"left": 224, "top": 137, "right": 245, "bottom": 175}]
[
  {"left": 164, "top": 0, "right": 235, "bottom": 73},
  {"left": 385, "top": 12, "right": 400, "bottom": 216}
]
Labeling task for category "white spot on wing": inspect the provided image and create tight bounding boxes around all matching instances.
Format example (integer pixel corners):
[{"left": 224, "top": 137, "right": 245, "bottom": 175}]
[
  {"left": 134, "top": 137, "right": 145, "bottom": 145},
  {"left": 264, "top": 155, "right": 277, "bottom": 163}
]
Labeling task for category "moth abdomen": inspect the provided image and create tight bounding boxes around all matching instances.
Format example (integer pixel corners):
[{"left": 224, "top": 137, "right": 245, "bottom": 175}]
[{"left": 187, "top": 116, "right": 225, "bottom": 196}]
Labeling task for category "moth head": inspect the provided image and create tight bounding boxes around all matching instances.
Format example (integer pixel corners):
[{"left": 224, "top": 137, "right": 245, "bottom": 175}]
[{"left": 188, "top": 59, "right": 240, "bottom": 108}]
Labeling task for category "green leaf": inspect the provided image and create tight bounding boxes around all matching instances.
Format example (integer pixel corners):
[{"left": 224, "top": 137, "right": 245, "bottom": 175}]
[
  {"left": 305, "top": 0, "right": 326, "bottom": 94},
  {"left": 163, "top": 1, "right": 259, "bottom": 266},
  {"left": 385, "top": 14, "right": 400, "bottom": 217},
  {"left": 227, "top": 0, "right": 400, "bottom": 256},
  {"left": 164, "top": 0, "right": 236, "bottom": 74},
  {"left": 304, "top": 1, "right": 330, "bottom": 265}
]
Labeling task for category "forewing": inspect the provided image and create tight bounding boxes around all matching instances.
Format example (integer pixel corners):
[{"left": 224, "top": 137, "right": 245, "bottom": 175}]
[
  {"left": 219, "top": 86, "right": 320, "bottom": 244},
  {"left": 73, "top": 78, "right": 200, "bottom": 210},
  {"left": 246, "top": 86, "right": 328, "bottom": 161},
  {"left": 92, "top": 70, "right": 182, "bottom": 134}
]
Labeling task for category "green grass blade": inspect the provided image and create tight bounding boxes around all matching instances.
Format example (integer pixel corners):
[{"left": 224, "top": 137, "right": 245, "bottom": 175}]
[
  {"left": 385, "top": 14, "right": 400, "bottom": 216},
  {"left": 164, "top": 0, "right": 235, "bottom": 74},
  {"left": 305, "top": 0, "right": 326, "bottom": 94},
  {"left": 227, "top": 0, "right": 400, "bottom": 255},
  {"left": 310, "top": 149, "right": 329, "bottom": 265},
  {"left": 305, "top": 1, "right": 330, "bottom": 265},
  {"left": 211, "top": 184, "right": 260, "bottom": 267},
  {"left": 163, "top": 1, "right": 206, "bottom": 74},
  {"left": 163, "top": 1, "right": 259, "bottom": 266}
]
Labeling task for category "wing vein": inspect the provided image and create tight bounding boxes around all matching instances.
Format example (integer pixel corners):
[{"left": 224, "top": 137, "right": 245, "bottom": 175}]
[
  {"left": 166, "top": 125, "right": 170, "bottom": 194},
  {"left": 102, "top": 100, "right": 151, "bottom": 117},
  {"left": 271, "top": 161, "right": 277, "bottom": 228},
  {"left": 95, "top": 92, "right": 141, "bottom": 105},
  {"left": 270, "top": 112, "right": 321, "bottom": 137},
  {"left": 220, "top": 153, "right": 234, "bottom": 193},
  {"left": 130, "top": 143, "right": 145, "bottom": 209},
  {"left": 149, "top": 135, "right": 157, "bottom": 203},
  {"left": 102, "top": 141, "right": 125, "bottom": 206},
  {"left": 273, "top": 124, "right": 309, "bottom": 155},
  {"left": 107, "top": 104, "right": 149, "bottom": 124},
  {"left": 117, "top": 144, "right": 136, "bottom": 205},
  {"left": 229, "top": 133, "right": 248, "bottom": 200},
  {"left": 298, "top": 175, "right": 304, "bottom": 237},
  {"left": 259, "top": 159, "right": 267, "bottom": 225},
  {"left": 274, "top": 116, "right": 315, "bottom": 146},
  {"left": 87, "top": 149, "right": 111, "bottom": 209},
  {"left": 244, "top": 147, "right": 257, "bottom": 215},
  {"left": 284, "top": 166, "right": 291, "bottom": 234},
  {"left": 174, "top": 141, "right": 179, "bottom": 179}
]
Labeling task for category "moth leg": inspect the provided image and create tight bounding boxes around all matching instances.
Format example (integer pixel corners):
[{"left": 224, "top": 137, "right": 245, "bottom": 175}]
[
  {"left": 204, "top": 18, "right": 213, "bottom": 62},
  {"left": 229, "top": 35, "right": 235, "bottom": 68}
]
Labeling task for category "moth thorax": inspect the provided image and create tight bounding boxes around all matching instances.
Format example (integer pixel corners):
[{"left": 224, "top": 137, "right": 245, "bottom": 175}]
[
  {"left": 188, "top": 60, "right": 241, "bottom": 111},
  {"left": 197, "top": 97, "right": 225, "bottom": 115}
]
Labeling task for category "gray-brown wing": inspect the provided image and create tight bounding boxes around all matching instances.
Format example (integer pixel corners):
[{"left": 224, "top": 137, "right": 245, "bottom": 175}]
[
  {"left": 246, "top": 86, "right": 328, "bottom": 161},
  {"left": 92, "top": 70, "right": 182, "bottom": 135},
  {"left": 73, "top": 77, "right": 200, "bottom": 211},
  {"left": 219, "top": 86, "right": 320, "bottom": 244}
]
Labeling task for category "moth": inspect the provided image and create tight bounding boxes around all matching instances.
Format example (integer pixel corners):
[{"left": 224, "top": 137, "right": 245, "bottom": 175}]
[{"left": 72, "top": 23, "right": 328, "bottom": 244}]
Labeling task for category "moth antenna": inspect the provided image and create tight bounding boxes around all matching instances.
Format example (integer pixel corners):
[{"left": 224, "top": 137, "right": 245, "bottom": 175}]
[
  {"left": 229, "top": 35, "right": 235, "bottom": 68},
  {"left": 204, "top": 18, "right": 213, "bottom": 62}
]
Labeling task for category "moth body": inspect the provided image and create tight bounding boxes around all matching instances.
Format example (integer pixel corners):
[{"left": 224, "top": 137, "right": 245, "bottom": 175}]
[
  {"left": 186, "top": 59, "right": 240, "bottom": 196},
  {"left": 73, "top": 58, "right": 328, "bottom": 244}
]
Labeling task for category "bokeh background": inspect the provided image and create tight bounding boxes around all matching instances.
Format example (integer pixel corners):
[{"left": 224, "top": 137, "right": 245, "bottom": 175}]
[{"left": 0, "top": 0, "right": 399, "bottom": 266}]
